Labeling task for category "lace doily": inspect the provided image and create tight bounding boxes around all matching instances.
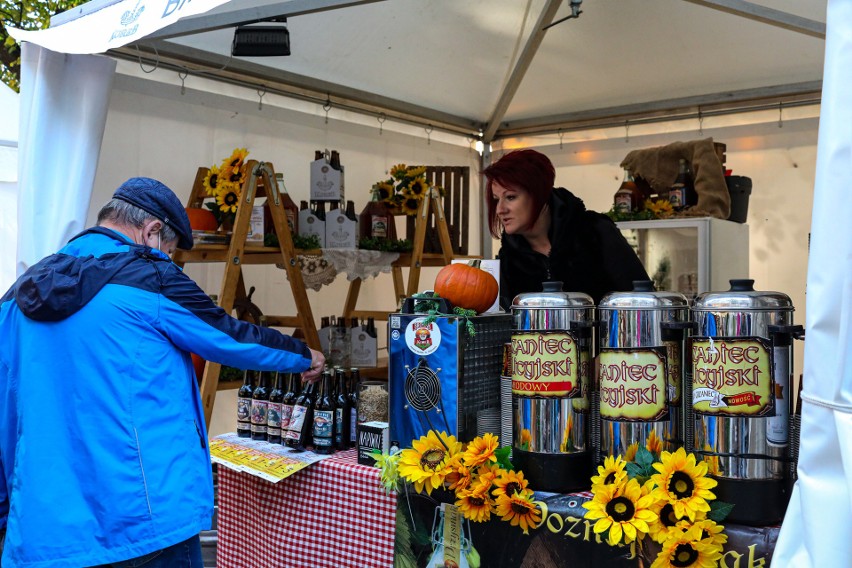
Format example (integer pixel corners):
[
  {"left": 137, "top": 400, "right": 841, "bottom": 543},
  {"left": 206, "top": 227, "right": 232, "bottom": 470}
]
[
  {"left": 321, "top": 249, "right": 400, "bottom": 281},
  {"left": 278, "top": 249, "right": 399, "bottom": 290}
]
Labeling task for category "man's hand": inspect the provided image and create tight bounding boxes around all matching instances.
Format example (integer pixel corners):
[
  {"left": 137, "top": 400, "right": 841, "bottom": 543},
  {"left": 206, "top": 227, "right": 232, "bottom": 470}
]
[{"left": 301, "top": 348, "right": 326, "bottom": 383}]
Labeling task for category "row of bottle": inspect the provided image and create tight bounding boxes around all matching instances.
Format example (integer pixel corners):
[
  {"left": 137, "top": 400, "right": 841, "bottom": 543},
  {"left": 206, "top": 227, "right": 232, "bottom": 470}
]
[
  {"left": 237, "top": 367, "right": 362, "bottom": 454},
  {"left": 614, "top": 158, "right": 698, "bottom": 213},
  {"left": 318, "top": 316, "right": 379, "bottom": 368}
]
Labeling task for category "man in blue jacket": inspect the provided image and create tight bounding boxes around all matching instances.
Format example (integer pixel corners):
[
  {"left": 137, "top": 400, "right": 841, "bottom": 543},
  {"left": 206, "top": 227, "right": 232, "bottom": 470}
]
[{"left": 0, "top": 177, "right": 325, "bottom": 567}]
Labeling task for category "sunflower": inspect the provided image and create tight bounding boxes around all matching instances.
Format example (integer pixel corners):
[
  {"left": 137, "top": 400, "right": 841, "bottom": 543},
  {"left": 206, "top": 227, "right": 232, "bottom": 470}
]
[
  {"left": 583, "top": 477, "right": 658, "bottom": 546},
  {"left": 648, "top": 499, "right": 700, "bottom": 545},
  {"left": 492, "top": 469, "right": 530, "bottom": 500},
  {"left": 455, "top": 478, "right": 494, "bottom": 523},
  {"left": 216, "top": 187, "right": 240, "bottom": 214},
  {"left": 389, "top": 164, "right": 408, "bottom": 178},
  {"left": 690, "top": 518, "right": 727, "bottom": 549},
  {"left": 651, "top": 525, "right": 722, "bottom": 568},
  {"left": 397, "top": 430, "right": 461, "bottom": 494},
  {"left": 406, "top": 178, "right": 429, "bottom": 199},
  {"left": 650, "top": 448, "right": 718, "bottom": 522},
  {"left": 444, "top": 455, "right": 474, "bottom": 493},
  {"left": 519, "top": 429, "right": 532, "bottom": 451},
  {"left": 645, "top": 198, "right": 674, "bottom": 218},
  {"left": 399, "top": 193, "right": 421, "bottom": 215},
  {"left": 646, "top": 429, "right": 664, "bottom": 456},
  {"left": 463, "top": 433, "right": 499, "bottom": 469},
  {"left": 406, "top": 165, "right": 426, "bottom": 178},
  {"left": 701, "top": 444, "right": 721, "bottom": 476},
  {"left": 495, "top": 493, "right": 541, "bottom": 535},
  {"left": 224, "top": 147, "right": 248, "bottom": 175},
  {"left": 591, "top": 454, "right": 628, "bottom": 489},
  {"left": 374, "top": 181, "right": 394, "bottom": 202},
  {"left": 203, "top": 164, "right": 223, "bottom": 197},
  {"left": 624, "top": 442, "right": 640, "bottom": 463}
]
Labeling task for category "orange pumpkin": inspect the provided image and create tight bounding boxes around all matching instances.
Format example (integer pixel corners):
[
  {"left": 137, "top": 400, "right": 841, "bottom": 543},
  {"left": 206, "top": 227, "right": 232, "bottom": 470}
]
[
  {"left": 434, "top": 262, "right": 498, "bottom": 313},
  {"left": 186, "top": 207, "right": 218, "bottom": 232}
]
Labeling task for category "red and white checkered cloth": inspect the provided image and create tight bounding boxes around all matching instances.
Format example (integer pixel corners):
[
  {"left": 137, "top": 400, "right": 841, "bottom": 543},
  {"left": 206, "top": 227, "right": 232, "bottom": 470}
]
[{"left": 217, "top": 449, "right": 397, "bottom": 568}]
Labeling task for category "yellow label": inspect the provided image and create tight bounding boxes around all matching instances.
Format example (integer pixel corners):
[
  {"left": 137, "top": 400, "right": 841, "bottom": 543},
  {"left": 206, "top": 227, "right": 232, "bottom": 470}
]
[
  {"left": 511, "top": 331, "right": 580, "bottom": 397},
  {"left": 598, "top": 348, "right": 668, "bottom": 421},
  {"left": 691, "top": 337, "right": 774, "bottom": 417},
  {"left": 442, "top": 503, "right": 462, "bottom": 567}
]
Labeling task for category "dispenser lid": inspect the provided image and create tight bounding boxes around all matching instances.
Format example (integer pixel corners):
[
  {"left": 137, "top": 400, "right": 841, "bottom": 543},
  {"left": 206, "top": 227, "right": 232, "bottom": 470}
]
[
  {"left": 598, "top": 280, "right": 689, "bottom": 310},
  {"left": 692, "top": 279, "right": 794, "bottom": 312},
  {"left": 511, "top": 281, "right": 594, "bottom": 308}
]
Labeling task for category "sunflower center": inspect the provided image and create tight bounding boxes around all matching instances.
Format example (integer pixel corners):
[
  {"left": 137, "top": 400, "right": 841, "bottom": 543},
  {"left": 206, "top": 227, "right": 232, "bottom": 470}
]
[
  {"left": 605, "top": 496, "right": 635, "bottom": 522},
  {"left": 668, "top": 471, "right": 695, "bottom": 499},
  {"left": 510, "top": 501, "right": 531, "bottom": 515},
  {"left": 210, "top": 174, "right": 219, "bottom": 187},
  {"left": 506, "top": 481, "right": 521, "bottom": 497},
  {"left": 224, "top": 193, "right": 238, "bottom": 206},
  {"left": 420, "top": 448, "right": 445, "bottom": 471},
  {"left": 671, "top": 543, "right": 699, "bottom": 567},
  {"left": 468, "top": 496, "right": 485, "bottom": 507},
  {"left": 604, "top": 472, "right": 617, "bottom": 484},
  {"left": 659, "top": 503, "right": 681, "bottom": 527}
]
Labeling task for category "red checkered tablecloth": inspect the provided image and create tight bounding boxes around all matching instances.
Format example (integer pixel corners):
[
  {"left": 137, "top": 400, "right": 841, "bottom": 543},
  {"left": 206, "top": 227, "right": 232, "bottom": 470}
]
[{"left": 217, "top": 449, "right": 397, "bottom": 568}]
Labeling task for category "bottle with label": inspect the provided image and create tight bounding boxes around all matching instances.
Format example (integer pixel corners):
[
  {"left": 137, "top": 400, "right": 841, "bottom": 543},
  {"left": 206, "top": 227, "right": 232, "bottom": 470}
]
[
  {"left": 279, "top": 373, "right": 298, "bottom": 438},
  {"left": 613, "top": 169, "right": 643, "bottom": 213},
  {"left": 285, "top": 380, "right": 316, "bottom": 449},
  {"left": 348, "top": 368, "right": 360, "bottom": 448},
  {"left": 359, "top": 187, "right": 397, "bottom": 243},
  {"left": 266, "top": 372, "right": 285, "bottom": 444},
  {"left": 334, "top": 368, "right": 352, "bottom": 450},
  {"left": 668, "top": 159, "right": 697, "bottom": 210},
  {"left": 273, "top": 173, "right": 299, "bottom": 236},
  {"left": 313, "top": 369, "right": 336, "bottom": 454},
  {"left": 250, "top": 371, "right": 271, "bottom": 441},
  {"left": 237, "top": 370, "right": 254, "bottom": 438},
  {"left": 329, "top": 317, "right": 350, "bottom": 368}
]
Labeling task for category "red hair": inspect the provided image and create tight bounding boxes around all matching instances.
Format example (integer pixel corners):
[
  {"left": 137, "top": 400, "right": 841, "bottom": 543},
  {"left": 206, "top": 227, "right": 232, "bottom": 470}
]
[{"left": 482, "top": 149, "right": 555, "bottom": 238}]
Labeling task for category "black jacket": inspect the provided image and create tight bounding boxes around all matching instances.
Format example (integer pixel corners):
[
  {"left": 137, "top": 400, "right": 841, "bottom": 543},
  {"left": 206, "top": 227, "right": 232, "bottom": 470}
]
[{"left": 498, "top": 187, "right": 649, "bottom": 308}]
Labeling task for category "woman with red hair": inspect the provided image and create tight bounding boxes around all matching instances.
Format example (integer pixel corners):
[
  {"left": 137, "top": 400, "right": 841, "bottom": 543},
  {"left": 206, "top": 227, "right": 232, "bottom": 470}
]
[{"left": 484, "top": 149, "right": 648, "bottom": 308}]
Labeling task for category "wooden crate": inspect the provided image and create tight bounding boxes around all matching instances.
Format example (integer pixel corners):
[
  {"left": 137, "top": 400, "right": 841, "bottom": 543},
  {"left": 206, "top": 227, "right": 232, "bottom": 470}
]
[{"left": 405, "top": 166, "right": 470, "bottom": 255}]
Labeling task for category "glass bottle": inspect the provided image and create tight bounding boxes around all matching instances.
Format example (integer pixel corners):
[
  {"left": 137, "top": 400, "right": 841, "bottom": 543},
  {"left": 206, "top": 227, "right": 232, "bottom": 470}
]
[
  {"left": 348, "top": 368, "right": 360, "bottom": 448},
  {"left": 250, "top": 371, "right": 270, "bottom": 441},
  {"left": 266, "top": 372, "right": 285, "bottom": 444},
  {"left": 279, "top": 373, "right": 298, "bottom": 442},
  {"left": 274, "top": 173, "right": 299, "bottom": 236},
  {"left": 614, "top": 169, "right": 643, "bottom": 213},
  {"left": 668, "top": 159, "right": 697, "bottom": 210},
  {"left": 359, "top": 187, "right": 397, "bottom": 243},
  {"left": 312, "top": 369, "right": 336, "bottom": 454},
  {"left": 334, "top": 368, "right": 351, "bottom": 450},
  {"left": 285, "top": 380, "right": 316, "bottom": 449},
  {"left": 237, "top": 370, "right": 254, "bottom": 438}
]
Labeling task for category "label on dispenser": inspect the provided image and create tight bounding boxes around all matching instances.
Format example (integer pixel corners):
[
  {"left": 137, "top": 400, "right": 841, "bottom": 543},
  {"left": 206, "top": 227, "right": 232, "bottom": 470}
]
[
  {"left": 691, "top": 336, "right": 775, "bottom": 417},
  {"left": 510, "top": 331, "right": 580, "bottom": 397},
  {"left": 571, "top": 347, "right": 591, "bottom": 413},
  {"left": 598, "top": 347, "right": 668, "bottom": 421}
]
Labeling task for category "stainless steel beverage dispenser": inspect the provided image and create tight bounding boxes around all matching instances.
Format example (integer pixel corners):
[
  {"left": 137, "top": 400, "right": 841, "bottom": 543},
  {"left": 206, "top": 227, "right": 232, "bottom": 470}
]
[
  {"left": 690, "top": 279, "right": 801, "bottom": 526},
  {"left": 511, "top": 282, "right": 595, "bottom": 493},
  {"left": 597, "top": 281, "right": 690, "bottom": 461}
]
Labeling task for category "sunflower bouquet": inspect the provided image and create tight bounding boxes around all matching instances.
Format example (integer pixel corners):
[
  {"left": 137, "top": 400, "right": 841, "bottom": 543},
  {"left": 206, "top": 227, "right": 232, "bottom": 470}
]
[
  {"left": 371, "top": 164, "right": 441, "bottom": 216},
  {"left": 583, "top": 444, "right": 733, "bottom": 568},
  {"left": 374, "top": 430, "right": 542, "bottom": 534},
  {"left": 201, "top": 148, "right": 250, "bottom": 229}
]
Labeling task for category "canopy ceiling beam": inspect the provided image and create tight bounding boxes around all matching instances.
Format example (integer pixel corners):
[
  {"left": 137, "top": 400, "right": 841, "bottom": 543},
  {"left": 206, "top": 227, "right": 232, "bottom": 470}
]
[
  {"left": 680, "top": 0, "right": 826, "bottom": 39},
  {"left": 481, "top": 0, "right": 563, "bottom": 144},
  {"left": 496, "top": 81, "right": 822, "bottom": 138},
  {"left": 112, "top": 40, "right": 483, "bottom": 137},
  {"left": 148, "top": 0, "right": 386, "bottom": 41}
]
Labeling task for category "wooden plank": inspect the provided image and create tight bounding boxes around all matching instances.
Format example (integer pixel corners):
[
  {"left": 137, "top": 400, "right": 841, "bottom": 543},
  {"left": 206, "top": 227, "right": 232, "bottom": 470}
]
[
  {"left": 348, "top": 310, "right": 393, "bottom": 321},
  {"left": 460, "top": 167, "right": 470, "bottom": 255},
  {"left": 342, "top": 278, "right": 363, "bottom": 319},
  {"left": 407, "top": 194, "right": 431, "bottom": 296},
  {"left": 264, "top": 315, "right": 303, "bottom": 328}
]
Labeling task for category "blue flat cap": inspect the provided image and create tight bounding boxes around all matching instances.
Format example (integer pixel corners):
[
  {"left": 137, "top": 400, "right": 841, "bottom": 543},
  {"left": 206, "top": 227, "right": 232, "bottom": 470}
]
[{"left": 113, "top": 177, "right": 193, "bottom": 250}]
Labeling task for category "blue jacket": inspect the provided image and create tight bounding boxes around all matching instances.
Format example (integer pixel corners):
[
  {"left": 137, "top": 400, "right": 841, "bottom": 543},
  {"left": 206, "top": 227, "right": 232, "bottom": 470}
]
[{"left": 0, "top": 228, "right": 312, "bottom": 567}]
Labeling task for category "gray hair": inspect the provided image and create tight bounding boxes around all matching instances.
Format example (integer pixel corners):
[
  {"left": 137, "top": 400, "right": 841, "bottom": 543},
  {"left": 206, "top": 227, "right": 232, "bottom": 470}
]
[{"left": 97, "top": 198, "right": 178, "bottom": 243}]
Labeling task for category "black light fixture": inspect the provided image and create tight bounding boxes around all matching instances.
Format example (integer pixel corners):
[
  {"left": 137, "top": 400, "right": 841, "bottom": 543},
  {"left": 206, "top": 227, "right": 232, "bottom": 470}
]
[{"left": 231, "top": 19, "right": 290, "bottom": 57}]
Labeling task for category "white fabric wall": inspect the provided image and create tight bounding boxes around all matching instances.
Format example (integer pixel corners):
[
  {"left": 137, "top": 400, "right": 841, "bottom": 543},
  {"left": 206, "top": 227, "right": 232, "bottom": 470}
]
[{"left": 0, "top": 83, "right": 19, "bottom": 292}]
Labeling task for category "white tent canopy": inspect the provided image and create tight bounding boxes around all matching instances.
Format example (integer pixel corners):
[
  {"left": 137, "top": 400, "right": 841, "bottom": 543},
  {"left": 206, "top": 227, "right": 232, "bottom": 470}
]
[{"left": 10, "top": 2, "right": 848, "bottom": 567}]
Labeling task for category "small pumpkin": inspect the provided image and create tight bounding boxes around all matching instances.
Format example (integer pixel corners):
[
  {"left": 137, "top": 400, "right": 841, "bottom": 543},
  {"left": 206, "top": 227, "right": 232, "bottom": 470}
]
[
  {"left": 186, "top": 207, "right": 218, "bottom": 232},
  {"left": 434, "top": 262, "right": 498, "bottom": 314}
]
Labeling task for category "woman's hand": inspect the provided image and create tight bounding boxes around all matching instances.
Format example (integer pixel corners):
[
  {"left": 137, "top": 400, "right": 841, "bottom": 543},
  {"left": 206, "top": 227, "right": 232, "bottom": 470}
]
[{"left": 301, "top": 348, "right": 326, "bottom": 383}]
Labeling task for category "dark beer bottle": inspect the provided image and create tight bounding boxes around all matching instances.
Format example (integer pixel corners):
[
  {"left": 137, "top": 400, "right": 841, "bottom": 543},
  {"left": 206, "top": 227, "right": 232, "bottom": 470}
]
[
  {"left": 237, "top": 370, "right": 254, "bottom": 438},
  {"left": 313, "top": 369, "right": 336, "bottom": 454},
  {"left": 334, "top": 368, "right": 352, "bottom": 450},
  {"left": 359, "top": 187, "right": 397, "bottom": 242},
  {"left": 250, "top": 371, "right": 271, "bottom": 441},
  {"left": 285, "top": 380, "right": 316, "bottom": 449},
  {"left": 266, "top": 372, "right": 285, "bottom": 444},
  {"left": 614, "top": 168, "right": 643, "bottom": 213},
  {"left": 279, "top": 373, "right": 298, "bottom": 440},
  {"left": 348, "top": 368, "right": 361, "bottom": 448},
  {"left": 668, "top": 158, "right": 697, "bottom": 210}
]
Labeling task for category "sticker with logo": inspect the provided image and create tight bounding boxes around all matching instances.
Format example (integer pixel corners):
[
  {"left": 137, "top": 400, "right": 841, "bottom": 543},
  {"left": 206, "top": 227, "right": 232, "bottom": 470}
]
[{"left": 404, "top": 317, "right": 442, "bottom": 356}]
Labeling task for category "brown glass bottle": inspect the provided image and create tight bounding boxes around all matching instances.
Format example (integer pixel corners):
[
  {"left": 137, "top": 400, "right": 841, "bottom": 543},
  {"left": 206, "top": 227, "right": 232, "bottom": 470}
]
[
  {"left": 236, "top": 370, "right": 254, "bottom": 438},
  {"left": 312, "top": 369, "right": 336, "bottom": 454},
  {"left": 359, "top": 188, "right": 397, "bottom": 242},
  {"left": 613, "top": 169, "right": 644, "bottom": 213},
  {"left": 250, "top": 371, "right": 271, "bottom": 441},
  {"left": 334, "top": 368, "right": 352, "bottom": 450},
  {"left": 266, "top": 372, "right": 285, "bottom": 444}
]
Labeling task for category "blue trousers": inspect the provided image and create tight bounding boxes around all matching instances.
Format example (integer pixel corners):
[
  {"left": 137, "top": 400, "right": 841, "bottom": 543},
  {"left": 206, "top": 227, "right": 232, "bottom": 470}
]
[{"left": 90, "top": 535, "right": 204, "bottom": 568}]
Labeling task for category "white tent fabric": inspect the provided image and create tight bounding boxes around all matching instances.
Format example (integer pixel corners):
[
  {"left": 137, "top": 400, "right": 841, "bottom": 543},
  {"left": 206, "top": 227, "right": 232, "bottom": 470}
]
[
  {"left": 16, "top": 44, "right": 115, "bottom": 274},
  {"left": 7, "top": 0, "right": 230, "bottom": 55},
  {"left": 772, "top": 1, "right": 852, "bottom": 566}
]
